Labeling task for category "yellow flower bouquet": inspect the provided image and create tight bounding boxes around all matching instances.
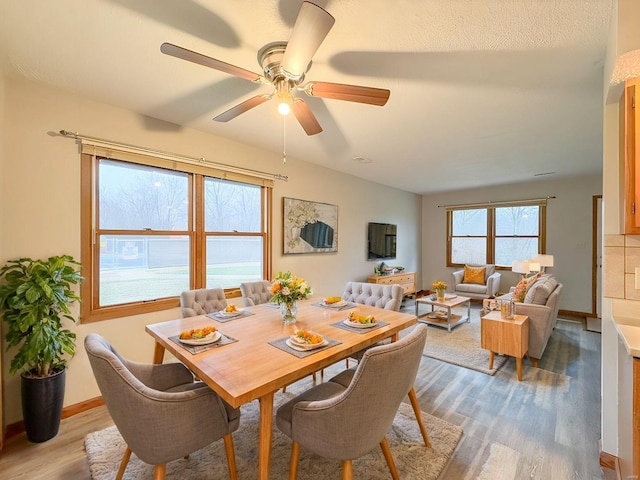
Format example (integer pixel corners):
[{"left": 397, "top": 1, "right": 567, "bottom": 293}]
[
  {"left": 270, "top": 271, "right": 312, "bottom": 324},
  {"left": 432, "top": 280, "right": 447, "bottom": 291}
]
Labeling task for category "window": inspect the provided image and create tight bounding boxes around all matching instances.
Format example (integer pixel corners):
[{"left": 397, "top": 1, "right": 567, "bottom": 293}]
[
  {"left": 81, "top": 153, "right": 272, "bottom": 322},
  {"left": 447, "top": 202, "right": 545, "bottom": 268}
]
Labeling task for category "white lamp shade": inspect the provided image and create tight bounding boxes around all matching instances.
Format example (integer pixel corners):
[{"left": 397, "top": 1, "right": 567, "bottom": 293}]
[
  {"left": 532, "top": 254, "right": 554, "bottom": 267},
  {"left": 512, "top": 260, "right": 530, "bottom": 274},
  {"left": 528, "top": 261, "right": 541, "bottom": 272}
]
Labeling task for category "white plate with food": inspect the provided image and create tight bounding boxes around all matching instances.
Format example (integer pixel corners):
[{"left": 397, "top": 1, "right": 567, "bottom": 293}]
[
  {"left": 322, "top": 299, "right": 347, "bottom": 308},
  {"left": 343, "top": 318, "right": 376, "bottom": 329},
  {"left": 286, "top": 338, "right": 329, "bottom": 351},
  {"left": 218, "top": 308, "right": 243, "bottom": 317},
  {"left": 288, "top": 331, "right": 327, "bottom": 351},
  {"left": 179, "top": 331, "right": 221, "bottom": 346}
]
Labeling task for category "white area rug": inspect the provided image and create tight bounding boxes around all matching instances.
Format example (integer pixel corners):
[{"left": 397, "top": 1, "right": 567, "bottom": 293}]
[
  {"left": 421, "top": 308, "right": 508, "bottom": 375},
  {"left": 85, "top": 386, "right": 462, "bottom": 479}
]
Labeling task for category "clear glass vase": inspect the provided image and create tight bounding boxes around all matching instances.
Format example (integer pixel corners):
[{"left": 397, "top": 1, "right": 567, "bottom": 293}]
[
  {"left": 436, "top": 288, "right": 446, "bottom": 301},
  {"left": 280, "top": 301, "right": 298, "bottom": 324}
]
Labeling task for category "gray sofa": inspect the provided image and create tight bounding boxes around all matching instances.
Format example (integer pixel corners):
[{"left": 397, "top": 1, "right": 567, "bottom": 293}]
[{"left": 494, "top": 274, "right": 563, "bottom": 366}]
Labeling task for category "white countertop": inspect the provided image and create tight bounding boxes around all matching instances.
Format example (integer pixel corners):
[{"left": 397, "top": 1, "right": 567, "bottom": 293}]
[{"left": 614, "top": 316, "right": 640, "bottom": 358}]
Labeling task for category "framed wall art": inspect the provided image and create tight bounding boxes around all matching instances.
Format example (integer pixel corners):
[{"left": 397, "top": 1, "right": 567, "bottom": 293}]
[{"left": 283, "top": 197, "right": 338, "bottom": 254}]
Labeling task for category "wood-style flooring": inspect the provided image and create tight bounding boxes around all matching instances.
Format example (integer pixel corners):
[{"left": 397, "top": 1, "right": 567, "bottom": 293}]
[{"left": 0, "top": 309, "right": 609, "bottom": 480}]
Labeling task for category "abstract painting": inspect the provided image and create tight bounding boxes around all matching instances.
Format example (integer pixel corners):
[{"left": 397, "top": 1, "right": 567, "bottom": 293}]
[{"left": 283, "top": 197, "right": 338, "bottom": 254}]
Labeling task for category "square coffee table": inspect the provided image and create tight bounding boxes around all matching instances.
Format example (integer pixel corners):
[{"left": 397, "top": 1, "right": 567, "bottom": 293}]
[{"left": 416, "top": 294, "right": 471, "bottom": 332}]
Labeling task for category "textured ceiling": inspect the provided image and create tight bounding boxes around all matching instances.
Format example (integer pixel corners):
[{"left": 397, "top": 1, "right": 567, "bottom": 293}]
[{"left": 0, "top": 0, "right": 614, "bottom": 194}]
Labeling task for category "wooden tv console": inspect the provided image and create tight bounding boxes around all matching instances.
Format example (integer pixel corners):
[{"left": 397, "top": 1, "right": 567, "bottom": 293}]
[{"left": 367, "top": 271, "right": 416, "bottom": 296}]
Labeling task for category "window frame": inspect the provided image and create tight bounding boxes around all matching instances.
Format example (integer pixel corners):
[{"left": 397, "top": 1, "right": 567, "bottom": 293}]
[
  {"left": 446, "top": 202, "right": 546, "bottom": 268},
  {"left": 80, "top": 153, "right": 272, "bottom": 323}
]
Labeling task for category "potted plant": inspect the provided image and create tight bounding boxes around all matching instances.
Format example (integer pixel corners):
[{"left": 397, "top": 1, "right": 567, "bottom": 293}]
[{"left": 0, "top": 255, "right": 82, "bottom": 443}]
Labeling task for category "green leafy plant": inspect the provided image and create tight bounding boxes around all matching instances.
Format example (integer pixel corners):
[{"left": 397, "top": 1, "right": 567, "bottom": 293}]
[{"left": 0, "top": 255, "right": 82, "bottom": 378}]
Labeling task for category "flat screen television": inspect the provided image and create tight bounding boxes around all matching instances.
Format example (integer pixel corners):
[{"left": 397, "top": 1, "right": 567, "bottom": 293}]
[{"left": 367, "top": 222, "right": 397, "bottom": 260}]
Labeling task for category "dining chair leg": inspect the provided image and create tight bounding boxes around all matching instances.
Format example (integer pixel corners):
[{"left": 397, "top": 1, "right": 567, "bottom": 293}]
[
  {"left": 380, "top": 437, "right": 399, "bottom": 480},
  {"left": 153, "top": 464, "right": 166, "bottom": 480},
  {"left": 341, "top": 459, "right": 353, "bottom": 480},
  {"left": 115, "top": 446, "right": 132, "bottom": 480},
  {"left": 289, "top": 441, "right": 300, "bottom": 480},
  {"left": 408, "top": 387, "right": 431, "bottom": 447},
  {"left": 223, "top": 433, "right": 238, "bottom": 480}
]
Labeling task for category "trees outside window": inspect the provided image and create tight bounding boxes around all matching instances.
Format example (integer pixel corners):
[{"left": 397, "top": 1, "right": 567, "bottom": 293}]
[
  {"left": 447, "top": 204, "right": 544, "bottom": 267},
  {"left": 81, "top": 155, "right": 271, "bottom": 322}
]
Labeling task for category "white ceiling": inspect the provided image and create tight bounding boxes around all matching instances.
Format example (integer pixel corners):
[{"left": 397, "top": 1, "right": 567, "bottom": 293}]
[{"left": 0, "top": 0, "right": 614, "bottom": 195}]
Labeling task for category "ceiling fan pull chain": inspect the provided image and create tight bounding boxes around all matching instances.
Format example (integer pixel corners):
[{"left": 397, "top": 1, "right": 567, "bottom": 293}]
[{"left": 283, "top": 115, "right": 287, "bottom": 164}]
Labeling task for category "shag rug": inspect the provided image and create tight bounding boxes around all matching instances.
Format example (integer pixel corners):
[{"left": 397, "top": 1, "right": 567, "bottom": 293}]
[
  {"left": 421, "top": 307, "right": 508, "bottom": 375},
  {"left": 85, "top": 383, "right": 463, "bottom": 480}
]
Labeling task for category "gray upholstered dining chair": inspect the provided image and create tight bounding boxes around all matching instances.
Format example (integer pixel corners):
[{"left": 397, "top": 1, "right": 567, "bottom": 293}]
[
  {"left": 340, "top": 281, "right": 430, "bottom": 447},
  {"left": 180, "top": 287, "right": 228, "bottom": 317},
  {"left": 342, "top": 281, "right": 404, "bottom": 311},
  {"left": 276, "top": 324, "right": 428, "bottom": 480},
  {"left": 85, "top": 334, "right": 241, "bottom": 480},
  {"left": 240, "top": 280, "right": 272, "bottom": 306},
  {"left": 342, "top": 281, "right": 404, "bottom": 365}
]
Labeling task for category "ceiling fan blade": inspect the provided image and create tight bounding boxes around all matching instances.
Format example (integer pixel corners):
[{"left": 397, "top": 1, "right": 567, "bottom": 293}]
[
  {"left": 213, "top": 95, "right": 271, "bottom": 122},
  {"left": 161, "top": 42, "right": 262, "bottom": 83},
  {"left": 291, "top": 98, "right": 323, "bottom": 135},
  {"left": 280, "top": 2, "right": 335, "bottom": 80},
  {"left": 305, "top": 82, "right": 390, "bottom": 106}
]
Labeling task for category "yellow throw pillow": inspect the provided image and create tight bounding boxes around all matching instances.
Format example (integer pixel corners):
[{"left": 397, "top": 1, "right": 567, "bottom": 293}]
[{"left": 463, "top": 265, "right": 486, "bottom": 285}]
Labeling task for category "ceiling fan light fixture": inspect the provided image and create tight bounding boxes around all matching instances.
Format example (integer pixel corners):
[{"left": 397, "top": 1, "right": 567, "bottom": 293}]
[
  {"left": 161, "top": 1, "right": 388, "bottom": 137},
  {"left": 277, "top": 101, "right": 291, "bottom": 115}
]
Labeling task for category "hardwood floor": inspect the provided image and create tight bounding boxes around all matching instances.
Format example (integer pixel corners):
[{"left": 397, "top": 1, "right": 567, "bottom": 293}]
[
  {"left": 414, "top": 314, "right": 608, "bottom": 479},
  {"left": 0, "top": 311, "right": 609, "bottom": 480}
]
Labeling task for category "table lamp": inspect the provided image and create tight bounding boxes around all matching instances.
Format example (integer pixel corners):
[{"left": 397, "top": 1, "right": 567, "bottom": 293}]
[
  {"left": 532, "top": 254, "right": 554, "bottom": 273},
  {"left": 511, "top": 260, "right": 530, "bottom": 280}
]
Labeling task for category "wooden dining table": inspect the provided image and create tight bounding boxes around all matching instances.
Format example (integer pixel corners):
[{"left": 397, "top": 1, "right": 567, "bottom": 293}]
[{"left": 145, "top": 298, "right": 417, "bottom": 480}]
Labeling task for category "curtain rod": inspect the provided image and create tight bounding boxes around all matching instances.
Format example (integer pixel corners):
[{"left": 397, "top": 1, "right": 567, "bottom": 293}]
[
  {"left": 438, "top": 196, "right": 556, "bottom": 209},
  {"left": 58, "top": 130, "right": 288, "bottom": 182}
]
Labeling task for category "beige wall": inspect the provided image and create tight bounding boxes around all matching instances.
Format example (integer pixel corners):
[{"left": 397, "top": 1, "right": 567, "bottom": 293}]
[
  {"left": 0, "top": 78, "right": 420, "bottom": 425},
  {"left": 421, "top": 175, "right": 602, "bottom": 314}
]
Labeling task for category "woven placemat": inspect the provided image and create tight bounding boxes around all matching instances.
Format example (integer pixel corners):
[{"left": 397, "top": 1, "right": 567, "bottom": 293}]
[
  {"left": 311, "top": 301, "right": 358, "bottom": 311},
  {"left": 206, "top": 310, "right": 255, "bottom": 323},
  {"left": 330, "top": 319, "right": 389, "bottom": 334},
  {"left": 169, "top": 333, "right": 237, "bottom": 354},
  {"left": 269, "top": 337, "right": 341, "bottom": 358}
]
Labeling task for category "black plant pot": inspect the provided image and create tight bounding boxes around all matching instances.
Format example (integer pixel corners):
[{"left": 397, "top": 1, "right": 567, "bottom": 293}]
[{"left": 21, "top": 368, "right": 66, "bottom": 443}]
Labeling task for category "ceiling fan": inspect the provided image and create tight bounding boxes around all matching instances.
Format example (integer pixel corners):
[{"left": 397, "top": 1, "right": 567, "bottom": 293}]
[{"left": 160, "top": 1, "right": 390, "bottom": 136}]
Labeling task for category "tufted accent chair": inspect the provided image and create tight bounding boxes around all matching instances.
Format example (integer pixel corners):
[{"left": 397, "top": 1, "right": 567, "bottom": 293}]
[
  {"left": 180, "top": 288, "right": 228, "bottom": 317},
  {"left": 240, "top": 280, "right": 272, "bottom": 307},
  {"left": 341, "top": 282, "right": 404, "bottom": 311}
]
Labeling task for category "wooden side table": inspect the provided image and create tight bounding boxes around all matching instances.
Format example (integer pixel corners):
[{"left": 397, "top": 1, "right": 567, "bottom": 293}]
[{"left": 480, "top": 311, "right": 529, "bottom": 381}]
